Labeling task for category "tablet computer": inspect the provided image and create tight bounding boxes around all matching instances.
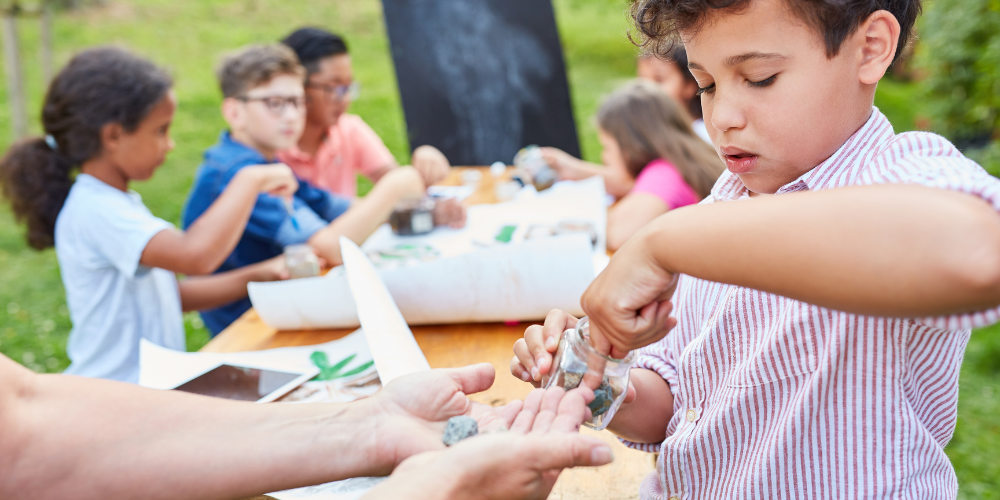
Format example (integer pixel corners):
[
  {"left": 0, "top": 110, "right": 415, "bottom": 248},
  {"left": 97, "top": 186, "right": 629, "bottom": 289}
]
[{"left": 172, "top": 362, "right": 317, "bottom": 403}]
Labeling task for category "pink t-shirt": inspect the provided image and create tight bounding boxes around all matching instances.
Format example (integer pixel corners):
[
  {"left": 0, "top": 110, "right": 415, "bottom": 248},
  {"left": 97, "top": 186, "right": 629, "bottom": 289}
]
[
  {"left": 630, "top": 158, "right": 700, "bottom": 209},
  {"left": 278, "top": 114, "right": 396, "bottom": 197}
]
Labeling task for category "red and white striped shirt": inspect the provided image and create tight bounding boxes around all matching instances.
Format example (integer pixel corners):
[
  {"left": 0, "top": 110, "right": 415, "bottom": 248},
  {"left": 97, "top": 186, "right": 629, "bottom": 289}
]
[{"left": 624, "top": 108, "right": 1000, "bottom": 499}]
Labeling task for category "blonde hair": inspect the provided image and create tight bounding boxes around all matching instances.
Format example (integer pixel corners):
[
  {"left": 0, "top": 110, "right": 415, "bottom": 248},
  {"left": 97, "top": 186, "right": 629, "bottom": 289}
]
[
  {"left": 597, "top": 79, "right": 723, "bottom": 198},
  {"left": 216, "top": 44, "right": 304, "bottom": 98}
]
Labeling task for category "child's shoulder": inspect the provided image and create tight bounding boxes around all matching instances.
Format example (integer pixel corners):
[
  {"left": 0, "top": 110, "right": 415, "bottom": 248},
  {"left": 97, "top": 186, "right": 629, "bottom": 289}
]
[
  {"left": 56, "top": 175, "right": 159, "bottom": 238},
  {"left": 867, "top": 129, "right": 991, "bottom": 185},
  {"left": 63, "top": 174, "right": 140, "bottom": 211},
  {"left": 199, "top": 132, "right": 268, "bottom": 179}
]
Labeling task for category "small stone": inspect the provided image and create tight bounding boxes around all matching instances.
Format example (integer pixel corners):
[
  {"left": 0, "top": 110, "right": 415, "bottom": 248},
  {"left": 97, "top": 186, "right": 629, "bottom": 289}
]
[
  {"left": 560, "top": 371, "right": 583, "bottom": 389},
  {"left": 442, "top": 415, "right": 479, "bottom": 446},
  {"left": 588, "top": 383, "right": 615, "bottom": 417}
]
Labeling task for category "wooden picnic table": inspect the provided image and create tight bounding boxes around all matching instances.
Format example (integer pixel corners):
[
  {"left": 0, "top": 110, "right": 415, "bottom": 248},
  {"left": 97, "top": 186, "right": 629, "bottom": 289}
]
[{"left": 201, "top": 167, "right": 654, "bottom": 499}]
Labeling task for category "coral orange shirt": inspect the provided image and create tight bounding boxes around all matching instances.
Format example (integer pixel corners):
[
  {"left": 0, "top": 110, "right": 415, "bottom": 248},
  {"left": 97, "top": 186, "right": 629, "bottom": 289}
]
[{"left": 278, "top": 114, "right": 396, "bottom": 197}]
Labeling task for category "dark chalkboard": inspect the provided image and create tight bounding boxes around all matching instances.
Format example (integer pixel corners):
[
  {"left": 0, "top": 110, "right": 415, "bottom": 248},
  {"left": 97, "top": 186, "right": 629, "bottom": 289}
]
[{"left": 382, "top": 0, "right": 580, "bottom": 166}]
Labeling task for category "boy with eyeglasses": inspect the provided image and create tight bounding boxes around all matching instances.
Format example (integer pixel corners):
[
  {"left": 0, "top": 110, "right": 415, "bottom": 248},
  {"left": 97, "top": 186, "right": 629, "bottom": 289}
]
[
  {"left": 278, "top": 27, "right": 451, "bottom": 198},
  {"left": 182, "top": 44, "right": 438, "bottom": 335}
]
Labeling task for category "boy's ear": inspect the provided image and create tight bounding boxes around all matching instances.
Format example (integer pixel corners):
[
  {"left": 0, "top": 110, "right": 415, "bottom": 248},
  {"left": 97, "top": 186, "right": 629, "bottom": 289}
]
[
  {"left": 221, "top": 97, "right": 243, "bottom": 130},
  {"left": 856, "top": 9, "right": 901, "bottom": 85}
]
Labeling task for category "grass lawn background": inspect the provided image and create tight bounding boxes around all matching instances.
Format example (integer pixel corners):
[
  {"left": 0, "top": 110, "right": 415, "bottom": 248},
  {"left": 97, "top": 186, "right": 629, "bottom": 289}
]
[{"left": 0, "top": 1, "right": 996, "bottom": 496}]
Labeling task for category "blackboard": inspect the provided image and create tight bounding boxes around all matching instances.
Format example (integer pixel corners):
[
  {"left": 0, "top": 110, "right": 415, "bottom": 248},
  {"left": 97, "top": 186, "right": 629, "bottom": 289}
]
[{"left": 382, "top": 0, "right": 580, "bottom": 166}]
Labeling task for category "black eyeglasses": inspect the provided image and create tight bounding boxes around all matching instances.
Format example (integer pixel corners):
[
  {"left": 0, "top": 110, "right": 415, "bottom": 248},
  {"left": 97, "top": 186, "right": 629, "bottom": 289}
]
[
  {"left": 305, "top": 81, "right": 360, "bottom": 101},
  {"left": 237, "top": 95, "right": 306, "bottom": 115}
]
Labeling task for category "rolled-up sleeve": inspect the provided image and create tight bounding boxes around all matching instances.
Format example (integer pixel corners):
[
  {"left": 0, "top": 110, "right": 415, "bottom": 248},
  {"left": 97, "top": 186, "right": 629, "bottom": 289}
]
[
  {"left": 871, "top": 133, "right": 1000, "bottom": 329},
  {"left": 618, "top": 336, "right": 679, "bottom": 453}
]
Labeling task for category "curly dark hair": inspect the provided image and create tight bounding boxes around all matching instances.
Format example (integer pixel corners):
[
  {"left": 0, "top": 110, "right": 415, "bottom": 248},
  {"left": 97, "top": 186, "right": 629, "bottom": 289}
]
[
  {"left": 0, "top": 46, "right": 172, "bottom": 249},
  {"left": 631, "top": 0, "right": 920, "bottom": 65}
]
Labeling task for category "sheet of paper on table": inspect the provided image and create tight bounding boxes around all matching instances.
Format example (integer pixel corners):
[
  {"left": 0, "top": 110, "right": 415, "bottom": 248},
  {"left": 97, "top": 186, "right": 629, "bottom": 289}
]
[
  {"left": 138, "top": 330, "right": 379, "bottom": 403},
  {"left": 248, "top": 177, "right": 608, "bottom": 330}
]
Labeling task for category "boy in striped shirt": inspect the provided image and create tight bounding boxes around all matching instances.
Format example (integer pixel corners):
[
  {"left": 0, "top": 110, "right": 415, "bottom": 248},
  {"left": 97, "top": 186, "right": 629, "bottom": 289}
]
[{"left": 512, "top": 0, "right": 1000, "bottom": 497}]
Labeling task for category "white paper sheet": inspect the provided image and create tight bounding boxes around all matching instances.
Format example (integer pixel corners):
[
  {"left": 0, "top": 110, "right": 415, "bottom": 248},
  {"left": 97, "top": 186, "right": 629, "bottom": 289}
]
[
  {"left": 340, "top": 238, "right": 430, "bottom": 384},
  {"left": 248, "top": 178, "right": 606, "bottom": 330},
  {"left": 138, "top": 330, "right": 374, "bottom": 394}
]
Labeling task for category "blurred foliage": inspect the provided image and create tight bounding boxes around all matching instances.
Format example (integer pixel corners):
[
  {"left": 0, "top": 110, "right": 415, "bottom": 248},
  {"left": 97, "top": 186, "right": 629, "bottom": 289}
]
[
  {"left": 968, "top": 140, "right": 1000, "bottom": 178},
  {"left": 914, "top": 0, "right": 999, "bottom": 154}
]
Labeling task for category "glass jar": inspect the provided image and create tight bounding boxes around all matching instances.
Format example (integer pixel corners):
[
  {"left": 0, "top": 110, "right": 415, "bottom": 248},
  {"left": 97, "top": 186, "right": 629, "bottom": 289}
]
[
  {"left": 389, "top": 197, "right": 435, "bottom": 236},
  {"left": 284, "top": 244, "right": 320, "bottom": 279},
  {"left": 541, "top": 317, "right": 634, "bottom": 430},
  {"left": 513, "top": 145, "right": 557, "bottom": 191}
]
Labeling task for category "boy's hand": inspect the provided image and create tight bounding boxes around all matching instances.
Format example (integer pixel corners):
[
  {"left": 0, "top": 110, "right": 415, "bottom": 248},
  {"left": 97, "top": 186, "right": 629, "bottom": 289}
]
[
  {"left": 378, "top": 166, "right": 427, "bottom": 200},
  {"left": 252, "top": 255, "right": 291, "bottom": 282},
  {"left": 581, "top": 231, "right": 679, "bottom": 358},
  {"left": 411, "top": 145, "right": 450, "bottom": 187},
  {"left": 511, "top": 309, "right": 578, "bottom": 386},
  {"left": 242, "top": 163, "right": 299, "bottom": 198},
  {"left": 432, "top": 198, "right": 467, "bottom": 228}
]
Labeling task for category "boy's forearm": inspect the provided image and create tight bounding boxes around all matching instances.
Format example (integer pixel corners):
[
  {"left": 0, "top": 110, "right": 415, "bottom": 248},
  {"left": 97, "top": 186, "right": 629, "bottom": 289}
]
[
  {"left": 646, "top": 184, "right": 1000, "bottom": 317},
  {"left": 365, "top": 162, "right": 398, "bottom": 184},
  {"left": 606, "top": 368, "right": 674, "bottom": 443},
  {"left": 309, "top": 167, "right": 425, "bottom": 265},
  {"left": 0, "top": 358, "right": 386, "bottom": 499}
]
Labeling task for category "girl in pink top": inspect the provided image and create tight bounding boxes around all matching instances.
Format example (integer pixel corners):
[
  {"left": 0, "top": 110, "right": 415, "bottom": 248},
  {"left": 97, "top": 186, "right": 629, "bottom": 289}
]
[{"left": 597, "top": 80, "right": 723, "bottom": 250}]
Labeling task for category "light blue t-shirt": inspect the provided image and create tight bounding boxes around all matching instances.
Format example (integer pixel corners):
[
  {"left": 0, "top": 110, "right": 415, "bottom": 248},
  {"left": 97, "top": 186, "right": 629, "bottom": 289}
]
[{"left": 55, "top": 174, "right": 185, "bottom": 382}]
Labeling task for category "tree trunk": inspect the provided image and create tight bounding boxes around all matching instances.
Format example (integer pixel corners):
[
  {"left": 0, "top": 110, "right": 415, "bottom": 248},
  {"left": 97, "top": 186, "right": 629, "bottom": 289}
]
[{"left": 2, "top": 11, "right": 28, "bottom": 139}]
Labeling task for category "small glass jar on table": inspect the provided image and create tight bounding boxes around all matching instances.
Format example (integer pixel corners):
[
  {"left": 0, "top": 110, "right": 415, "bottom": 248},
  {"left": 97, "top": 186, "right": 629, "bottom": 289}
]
[
  {"left": 283, "top": 244, "right": 320, "bottom": 279},
  {"left": 541, "top": 316, "right": 635, "bottom": 430},
  {"left": 389, "top": 197, "right": 435, "bottom": 236}
]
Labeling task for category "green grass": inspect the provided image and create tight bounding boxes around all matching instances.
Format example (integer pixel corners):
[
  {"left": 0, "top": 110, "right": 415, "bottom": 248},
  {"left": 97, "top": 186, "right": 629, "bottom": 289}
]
[{"left": 0, "top": 1, "right": 996, "bottom": 495}]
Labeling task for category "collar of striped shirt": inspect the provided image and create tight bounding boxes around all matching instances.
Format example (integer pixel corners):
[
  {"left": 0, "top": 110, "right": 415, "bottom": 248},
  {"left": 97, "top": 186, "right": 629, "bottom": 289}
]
[{"left": 710, "top": 107, "right": 895, "bottom": 200}]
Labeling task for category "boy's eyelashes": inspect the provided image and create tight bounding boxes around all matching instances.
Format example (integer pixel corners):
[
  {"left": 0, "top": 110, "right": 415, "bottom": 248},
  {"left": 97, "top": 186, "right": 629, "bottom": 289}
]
[
  {"left": 694, "top": 73, "right": 778, "bottom": 96},
  {"left": 748, "top": 74, "right": 778, "bottom": 88}
]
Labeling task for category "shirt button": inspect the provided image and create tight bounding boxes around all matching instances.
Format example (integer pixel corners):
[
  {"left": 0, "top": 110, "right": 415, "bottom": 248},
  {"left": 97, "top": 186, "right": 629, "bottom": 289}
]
[
  {"left": 669, "top": 496, "right": 681, "bottom": 500},
  {"left": 685, "top": 408, "right": 700, "bottom": 422}
]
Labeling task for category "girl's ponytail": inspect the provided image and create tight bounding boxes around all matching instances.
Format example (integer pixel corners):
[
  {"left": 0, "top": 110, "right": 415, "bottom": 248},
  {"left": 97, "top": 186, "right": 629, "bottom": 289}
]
[
  {"left": 0, "top": 46, "right": 172, "bottom": 250},
  {"left": 0, "top": 137, "right": 75, "bottom": 249}
]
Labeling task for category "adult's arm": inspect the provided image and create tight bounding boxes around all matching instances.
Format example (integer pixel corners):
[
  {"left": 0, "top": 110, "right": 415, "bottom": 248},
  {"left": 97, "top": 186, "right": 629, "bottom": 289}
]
[
  {"left": 0, "top": 359, "right": 522, "bottom": 500},
  {"left": 0, "top": 354, "right": 383, "bottom": 499}
]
